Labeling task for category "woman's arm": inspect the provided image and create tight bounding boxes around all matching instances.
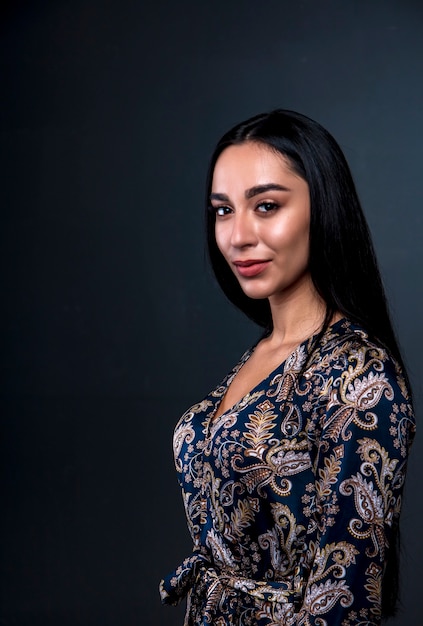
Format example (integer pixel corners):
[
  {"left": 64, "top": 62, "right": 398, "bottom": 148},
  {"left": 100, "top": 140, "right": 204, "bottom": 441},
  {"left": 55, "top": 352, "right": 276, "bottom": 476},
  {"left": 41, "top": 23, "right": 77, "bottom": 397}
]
[{"left": 298, "top": 344, "right": 415, "bottom": 626}]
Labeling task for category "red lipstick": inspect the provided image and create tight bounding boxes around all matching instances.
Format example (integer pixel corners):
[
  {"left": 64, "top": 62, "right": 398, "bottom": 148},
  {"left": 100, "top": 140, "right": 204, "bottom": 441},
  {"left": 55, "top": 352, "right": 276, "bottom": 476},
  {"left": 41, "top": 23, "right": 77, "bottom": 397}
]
[{"left": 233, "top": 260, "right": 270, "bottom": 277}]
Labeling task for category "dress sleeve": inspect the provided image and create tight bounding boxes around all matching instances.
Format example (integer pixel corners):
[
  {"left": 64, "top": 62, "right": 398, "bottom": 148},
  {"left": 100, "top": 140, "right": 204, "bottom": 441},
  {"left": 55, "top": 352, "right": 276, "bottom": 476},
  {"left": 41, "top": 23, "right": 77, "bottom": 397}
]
[{"left": 297, "top": 343, "right": 415, "bottom": 626}]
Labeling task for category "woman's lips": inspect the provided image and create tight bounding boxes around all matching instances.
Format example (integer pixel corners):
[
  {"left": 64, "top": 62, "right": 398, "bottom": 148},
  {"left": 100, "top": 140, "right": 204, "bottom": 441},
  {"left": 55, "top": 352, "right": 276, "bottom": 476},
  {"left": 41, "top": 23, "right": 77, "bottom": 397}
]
[{"left": 233, "top": 260, "right": 270, "bottom": 277}]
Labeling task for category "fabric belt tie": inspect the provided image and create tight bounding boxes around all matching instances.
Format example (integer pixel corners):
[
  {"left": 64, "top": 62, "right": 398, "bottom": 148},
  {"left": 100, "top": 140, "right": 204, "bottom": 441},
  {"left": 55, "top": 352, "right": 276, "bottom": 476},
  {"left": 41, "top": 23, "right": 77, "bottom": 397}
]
[{"left": 159, "top": 553, "right": 303, "bottom": 609}]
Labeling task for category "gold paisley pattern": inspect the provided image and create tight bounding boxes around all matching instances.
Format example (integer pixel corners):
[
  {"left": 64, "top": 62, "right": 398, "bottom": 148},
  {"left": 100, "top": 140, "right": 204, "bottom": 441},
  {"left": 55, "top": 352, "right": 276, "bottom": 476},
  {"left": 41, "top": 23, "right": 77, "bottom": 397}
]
[{"left": 160, "top": 319, "right": 415, "bottom": 625}]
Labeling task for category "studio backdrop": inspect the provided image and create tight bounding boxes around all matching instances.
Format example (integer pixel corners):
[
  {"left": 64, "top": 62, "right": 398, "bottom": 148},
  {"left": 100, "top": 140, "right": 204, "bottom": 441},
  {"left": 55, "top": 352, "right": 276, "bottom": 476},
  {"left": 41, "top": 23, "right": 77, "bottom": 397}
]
[{"left": 1, "top": 1, "right": 422, "bottom": 625}]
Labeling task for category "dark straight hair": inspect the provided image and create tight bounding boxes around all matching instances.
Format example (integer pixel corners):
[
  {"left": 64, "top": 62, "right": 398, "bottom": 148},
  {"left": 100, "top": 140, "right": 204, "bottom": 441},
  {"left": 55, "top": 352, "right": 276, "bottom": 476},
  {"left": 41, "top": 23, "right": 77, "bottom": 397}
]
[{"left": 205, "top": 109, "right": 412, "bottom": 617}]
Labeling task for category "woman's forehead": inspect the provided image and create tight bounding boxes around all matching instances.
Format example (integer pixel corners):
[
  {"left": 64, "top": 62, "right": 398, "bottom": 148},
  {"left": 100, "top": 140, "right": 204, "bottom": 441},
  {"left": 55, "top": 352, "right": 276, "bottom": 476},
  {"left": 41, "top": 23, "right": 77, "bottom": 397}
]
[{"left": 212, "top": 142, "right": 304, "bottom": 191}]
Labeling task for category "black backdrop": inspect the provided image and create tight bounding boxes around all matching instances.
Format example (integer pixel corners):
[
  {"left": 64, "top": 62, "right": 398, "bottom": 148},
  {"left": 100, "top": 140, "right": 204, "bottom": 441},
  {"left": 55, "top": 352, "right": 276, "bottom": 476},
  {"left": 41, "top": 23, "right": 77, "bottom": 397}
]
[{"left": 1, "top": 1, "right": 422, "bottom": 624}]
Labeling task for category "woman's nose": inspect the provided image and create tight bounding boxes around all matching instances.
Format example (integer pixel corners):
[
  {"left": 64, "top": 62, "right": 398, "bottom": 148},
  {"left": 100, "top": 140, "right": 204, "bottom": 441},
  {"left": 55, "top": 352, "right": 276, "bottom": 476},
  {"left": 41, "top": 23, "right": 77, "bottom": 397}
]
[{"left": 230, "top": 212, "right": 257, "bottom": 248}]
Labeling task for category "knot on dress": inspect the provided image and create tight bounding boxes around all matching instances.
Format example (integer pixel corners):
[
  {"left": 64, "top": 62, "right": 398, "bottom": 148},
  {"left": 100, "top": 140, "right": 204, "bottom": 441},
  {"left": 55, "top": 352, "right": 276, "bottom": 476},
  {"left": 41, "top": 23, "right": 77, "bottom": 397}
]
[
  {"left": 159, "top": 552, "right": 210, "bottom": 606},
  {"left": 159, "top": 552, "right": 303, "bottom": 611}
]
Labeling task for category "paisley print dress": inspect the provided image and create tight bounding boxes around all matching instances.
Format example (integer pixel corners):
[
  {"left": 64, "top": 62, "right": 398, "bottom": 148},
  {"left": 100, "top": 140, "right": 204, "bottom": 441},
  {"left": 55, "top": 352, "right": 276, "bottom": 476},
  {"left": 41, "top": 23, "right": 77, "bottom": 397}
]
[{"left": 160, "top": 319, "right": 415, "bottom": 625}]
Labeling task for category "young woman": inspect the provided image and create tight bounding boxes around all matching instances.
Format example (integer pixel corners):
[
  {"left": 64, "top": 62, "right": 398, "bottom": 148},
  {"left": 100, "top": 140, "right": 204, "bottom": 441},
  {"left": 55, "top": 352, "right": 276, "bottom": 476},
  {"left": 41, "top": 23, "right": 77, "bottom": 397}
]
[{"left": 160, "top": 110, "right": 416, "bottom": 625}]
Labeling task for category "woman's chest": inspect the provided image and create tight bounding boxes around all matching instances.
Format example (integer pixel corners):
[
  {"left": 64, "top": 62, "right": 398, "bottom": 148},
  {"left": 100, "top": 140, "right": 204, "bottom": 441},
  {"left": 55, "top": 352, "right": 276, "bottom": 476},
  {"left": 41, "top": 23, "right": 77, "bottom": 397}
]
[{"left": 174, "top": 386, "right": 318, "bottom": 494}]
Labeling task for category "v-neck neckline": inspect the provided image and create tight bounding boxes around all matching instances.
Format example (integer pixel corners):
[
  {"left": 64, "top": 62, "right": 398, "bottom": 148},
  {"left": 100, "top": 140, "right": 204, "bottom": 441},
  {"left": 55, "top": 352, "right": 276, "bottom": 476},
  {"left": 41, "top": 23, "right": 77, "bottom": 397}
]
[{"left": 210, "top": 316, "right": 348, "bottom": 422}]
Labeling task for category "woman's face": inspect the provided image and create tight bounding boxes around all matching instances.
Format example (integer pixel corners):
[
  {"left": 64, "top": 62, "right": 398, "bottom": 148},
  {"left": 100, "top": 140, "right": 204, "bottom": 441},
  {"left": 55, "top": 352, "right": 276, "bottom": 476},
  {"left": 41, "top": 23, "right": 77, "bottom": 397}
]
[{"left": 211, "top": 141, "right": 311, "bottom": 304}]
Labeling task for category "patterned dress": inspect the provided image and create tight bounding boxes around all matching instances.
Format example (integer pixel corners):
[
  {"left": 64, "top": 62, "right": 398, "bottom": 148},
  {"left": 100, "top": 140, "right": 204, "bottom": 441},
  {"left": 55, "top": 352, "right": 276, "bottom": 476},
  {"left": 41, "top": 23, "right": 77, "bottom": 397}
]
[{"left": 160, "top": 318, "right": 415, "bottom": 625}]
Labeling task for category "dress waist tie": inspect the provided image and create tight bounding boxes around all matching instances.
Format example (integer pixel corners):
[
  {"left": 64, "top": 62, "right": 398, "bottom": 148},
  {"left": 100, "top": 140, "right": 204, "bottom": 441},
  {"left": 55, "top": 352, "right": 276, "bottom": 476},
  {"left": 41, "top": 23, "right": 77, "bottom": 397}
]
[{"left": 159, "top": 553, "right": 303, "bottom": 610}]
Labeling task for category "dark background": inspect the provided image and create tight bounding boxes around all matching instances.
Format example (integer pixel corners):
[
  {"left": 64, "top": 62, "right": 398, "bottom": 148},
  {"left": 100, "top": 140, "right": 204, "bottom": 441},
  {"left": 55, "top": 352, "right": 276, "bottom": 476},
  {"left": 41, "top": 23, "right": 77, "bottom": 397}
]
[{"left": 1, "top": 1, "right": 422, "bottom": 624}]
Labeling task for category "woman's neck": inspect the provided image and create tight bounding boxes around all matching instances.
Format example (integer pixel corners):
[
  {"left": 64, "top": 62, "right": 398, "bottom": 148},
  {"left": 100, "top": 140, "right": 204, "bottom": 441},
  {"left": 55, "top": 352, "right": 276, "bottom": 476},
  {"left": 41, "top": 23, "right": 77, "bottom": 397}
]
[{"left": 267, "top": 280, "right": 328, "bottom": 349}]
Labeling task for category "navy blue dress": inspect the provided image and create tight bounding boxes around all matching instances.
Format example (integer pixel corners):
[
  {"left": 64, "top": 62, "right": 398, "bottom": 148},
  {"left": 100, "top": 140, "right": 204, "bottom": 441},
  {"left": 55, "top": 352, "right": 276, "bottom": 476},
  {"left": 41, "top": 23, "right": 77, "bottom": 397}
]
[{"left": 160, "top": 319, "right": 415, "bottom": 625}]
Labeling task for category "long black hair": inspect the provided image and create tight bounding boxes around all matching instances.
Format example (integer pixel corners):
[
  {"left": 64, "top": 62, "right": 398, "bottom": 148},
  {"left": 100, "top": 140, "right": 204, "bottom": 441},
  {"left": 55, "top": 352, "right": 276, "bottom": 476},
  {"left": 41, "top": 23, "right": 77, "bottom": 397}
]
[{"left": 205, "top": 109, "right": 412, "bottom": 617}]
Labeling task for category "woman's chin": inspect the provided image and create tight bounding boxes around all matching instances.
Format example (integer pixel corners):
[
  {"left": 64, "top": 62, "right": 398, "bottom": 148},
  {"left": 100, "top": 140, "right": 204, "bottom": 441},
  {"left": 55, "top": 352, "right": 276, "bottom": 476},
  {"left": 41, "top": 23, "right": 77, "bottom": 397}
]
[{"left": 239, "top": 286, "right": 273, "bottom": 301}]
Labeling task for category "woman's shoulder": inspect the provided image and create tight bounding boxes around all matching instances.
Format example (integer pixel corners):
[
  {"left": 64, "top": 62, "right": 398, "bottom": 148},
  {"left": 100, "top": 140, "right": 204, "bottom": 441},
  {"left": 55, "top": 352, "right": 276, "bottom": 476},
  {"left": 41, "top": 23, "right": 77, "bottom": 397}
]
[
  {"left": 312, "top": 317, "right": 395, "bottom": 365},
  {"left": 307, "top": 317, "right": 412, "bottom": 405},
  {"left": 319, "top": 317, "right": 382, "bottom": 352},
  {"left": 303, "top": 318, "right": 415, "bottom": 454}
]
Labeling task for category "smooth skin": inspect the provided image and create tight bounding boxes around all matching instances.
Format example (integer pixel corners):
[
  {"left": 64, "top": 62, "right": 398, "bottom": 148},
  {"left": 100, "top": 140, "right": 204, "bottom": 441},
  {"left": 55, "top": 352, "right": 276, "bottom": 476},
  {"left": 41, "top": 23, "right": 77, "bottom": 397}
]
[{"left": 211, "top": 141, "right": 337, "bottom": 418}]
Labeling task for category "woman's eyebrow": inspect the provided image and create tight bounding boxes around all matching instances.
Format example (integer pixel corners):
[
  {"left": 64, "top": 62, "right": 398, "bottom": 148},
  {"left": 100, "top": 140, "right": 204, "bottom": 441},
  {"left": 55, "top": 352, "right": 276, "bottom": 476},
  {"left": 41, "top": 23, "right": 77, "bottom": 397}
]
[
  {"left": 210, "top": 192, "right": 230, "bottom": 202},
  {"left": 210, "top": 184, "right": 291, "bottom": 203},
  {"left": 245, "top": 183, "right": 291, "bottom": 198}
]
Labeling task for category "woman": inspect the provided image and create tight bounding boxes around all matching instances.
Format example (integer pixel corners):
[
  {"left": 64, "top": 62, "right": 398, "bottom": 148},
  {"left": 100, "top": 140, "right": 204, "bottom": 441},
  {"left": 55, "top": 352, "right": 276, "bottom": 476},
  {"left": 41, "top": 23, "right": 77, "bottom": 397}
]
[{"left": 159, "top": 110, "right": 416, "bottom": 625}]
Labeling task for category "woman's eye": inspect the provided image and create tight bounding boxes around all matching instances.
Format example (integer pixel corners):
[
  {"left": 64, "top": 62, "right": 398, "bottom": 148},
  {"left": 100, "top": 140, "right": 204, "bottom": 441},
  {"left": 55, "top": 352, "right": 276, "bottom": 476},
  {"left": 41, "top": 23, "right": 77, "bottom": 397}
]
[
  {"left": 256, "top": 201, "right": 278, "bottom": 213},
  {"left": 214, "top": 205, "right": 232, "bottom": 216}
]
